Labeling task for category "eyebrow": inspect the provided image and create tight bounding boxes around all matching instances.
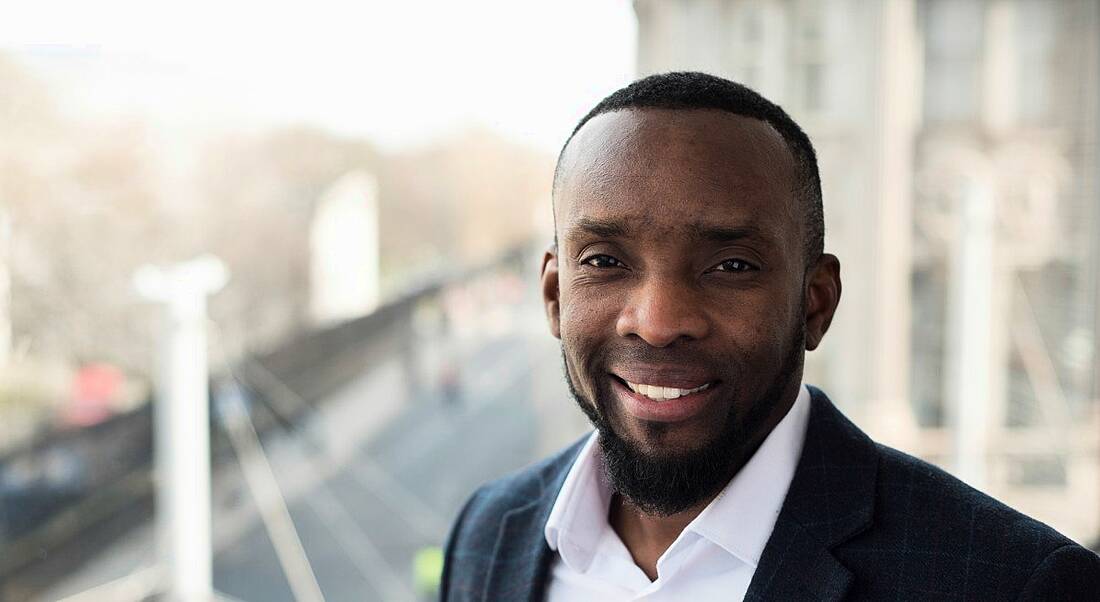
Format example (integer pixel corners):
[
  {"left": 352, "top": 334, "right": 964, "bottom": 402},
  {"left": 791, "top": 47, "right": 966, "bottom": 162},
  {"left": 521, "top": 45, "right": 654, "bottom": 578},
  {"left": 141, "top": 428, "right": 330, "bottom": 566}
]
[
  {"left": 564, "top": 217, "right": 771, "bottom": 246},
  {"left": 688, "top": 223, "right": 768, "bottom": 244},
  {"left": 571, "top": 217, "right": 629, "bottom": 239}
]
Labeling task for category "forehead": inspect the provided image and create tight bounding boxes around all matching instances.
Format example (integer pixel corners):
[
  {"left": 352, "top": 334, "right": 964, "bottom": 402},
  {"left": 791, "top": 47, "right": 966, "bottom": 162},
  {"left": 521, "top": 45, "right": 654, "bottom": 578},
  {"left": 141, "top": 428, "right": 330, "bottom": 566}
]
[{"left": 554, "top": 108, "right": 798, "bottom": 240}]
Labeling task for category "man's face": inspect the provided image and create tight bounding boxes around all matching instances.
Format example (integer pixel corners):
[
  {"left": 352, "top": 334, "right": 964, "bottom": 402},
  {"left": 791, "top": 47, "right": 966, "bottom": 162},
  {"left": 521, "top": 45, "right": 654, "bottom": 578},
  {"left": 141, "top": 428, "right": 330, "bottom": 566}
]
[{"left": 542, "top": 108, "right": 840, "bottom": 513}]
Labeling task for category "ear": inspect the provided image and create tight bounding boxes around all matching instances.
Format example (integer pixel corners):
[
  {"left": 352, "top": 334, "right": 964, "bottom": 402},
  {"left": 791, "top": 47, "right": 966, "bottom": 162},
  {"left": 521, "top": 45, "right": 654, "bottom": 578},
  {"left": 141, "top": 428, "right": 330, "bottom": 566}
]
[
  {"left": 803, "top": 253, "right": 841, "bottom": 351},
  {"left": 541, "top": 244, "right": 562, "bottom": 339}
]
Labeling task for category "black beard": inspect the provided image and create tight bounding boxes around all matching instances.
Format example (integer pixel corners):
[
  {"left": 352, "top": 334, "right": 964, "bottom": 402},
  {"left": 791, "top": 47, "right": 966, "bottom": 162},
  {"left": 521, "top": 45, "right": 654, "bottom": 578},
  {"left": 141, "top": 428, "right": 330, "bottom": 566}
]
[{"left": 562, "top": 319, "right": 805, "bottom": 517}]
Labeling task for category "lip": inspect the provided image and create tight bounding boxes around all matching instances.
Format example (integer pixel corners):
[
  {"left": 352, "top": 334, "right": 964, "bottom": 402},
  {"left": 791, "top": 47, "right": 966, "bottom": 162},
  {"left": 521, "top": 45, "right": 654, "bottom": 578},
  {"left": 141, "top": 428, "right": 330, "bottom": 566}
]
[
  {"left": 610, "top": 376, "right": 719, "bottom": 423},
  {"left": 610, "top": 365, "right": 716, "bottom": 390}
]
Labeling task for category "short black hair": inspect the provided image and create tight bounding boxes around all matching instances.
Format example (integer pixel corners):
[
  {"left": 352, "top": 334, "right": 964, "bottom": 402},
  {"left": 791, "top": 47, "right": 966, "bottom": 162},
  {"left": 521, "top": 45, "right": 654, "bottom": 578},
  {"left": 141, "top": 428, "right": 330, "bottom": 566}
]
[{"left": 553, "top": 71, "right": 824, "bottom": 266}]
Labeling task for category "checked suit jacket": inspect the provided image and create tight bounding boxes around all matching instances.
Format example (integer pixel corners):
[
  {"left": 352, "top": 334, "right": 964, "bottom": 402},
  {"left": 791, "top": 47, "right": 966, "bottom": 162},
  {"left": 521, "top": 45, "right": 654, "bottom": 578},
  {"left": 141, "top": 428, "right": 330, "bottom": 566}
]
[{"left": 440, "top": 386, "right": 1100, "bottom": 601}]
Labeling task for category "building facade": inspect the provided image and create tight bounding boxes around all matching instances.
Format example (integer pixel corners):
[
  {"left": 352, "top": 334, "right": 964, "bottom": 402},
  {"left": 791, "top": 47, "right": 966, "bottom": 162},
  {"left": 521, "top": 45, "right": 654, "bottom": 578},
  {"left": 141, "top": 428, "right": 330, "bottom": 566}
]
[{"left": 634, "top": 0, "right": 1100, "bottom": 544}]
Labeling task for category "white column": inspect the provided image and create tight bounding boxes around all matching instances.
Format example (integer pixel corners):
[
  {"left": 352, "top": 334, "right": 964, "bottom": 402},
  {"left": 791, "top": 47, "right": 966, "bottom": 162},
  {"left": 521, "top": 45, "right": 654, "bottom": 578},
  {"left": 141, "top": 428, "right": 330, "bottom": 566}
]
[
  {"left": 309, "top": 171, "right": 380, "bottom": 325},
  {"left": 983, "top": 0, "right": 1017, "bottom": 133},
  {"left": 0, "top": 208, "right": 11, "bottom": 366},
  {"left": 948, "top": 180, "right": 996, "bottom": 490},
  {"left": 864, "top": 0, "right": 919, "bottom": 446},
  {"left": 135, "top": 256, "right": 228, "bottom": 602},
  {"left": 756, "top": 0, "right": 788, "bottom": 103}
]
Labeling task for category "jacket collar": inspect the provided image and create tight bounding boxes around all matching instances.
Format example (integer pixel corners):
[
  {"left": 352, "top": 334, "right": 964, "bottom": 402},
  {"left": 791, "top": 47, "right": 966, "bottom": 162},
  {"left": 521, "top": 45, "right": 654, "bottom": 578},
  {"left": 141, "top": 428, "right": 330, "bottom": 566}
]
[{"left": 482, "top": 386, "right": 878, "bottom": 602}]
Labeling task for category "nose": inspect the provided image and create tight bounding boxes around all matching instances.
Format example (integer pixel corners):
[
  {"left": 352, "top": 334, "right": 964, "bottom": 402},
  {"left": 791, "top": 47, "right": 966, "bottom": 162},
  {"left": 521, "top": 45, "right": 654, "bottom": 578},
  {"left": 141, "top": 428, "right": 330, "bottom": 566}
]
[{"left": 615, "top": 275, "right": 710, "bottom": 347}]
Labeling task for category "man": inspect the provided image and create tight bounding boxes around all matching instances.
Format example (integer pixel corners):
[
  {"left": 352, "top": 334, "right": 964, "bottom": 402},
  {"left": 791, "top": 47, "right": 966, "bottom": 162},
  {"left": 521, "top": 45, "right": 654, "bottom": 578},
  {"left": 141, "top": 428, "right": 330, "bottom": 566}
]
[{"left": 440, "top": 72, "right": 1100, "bottom": 601}]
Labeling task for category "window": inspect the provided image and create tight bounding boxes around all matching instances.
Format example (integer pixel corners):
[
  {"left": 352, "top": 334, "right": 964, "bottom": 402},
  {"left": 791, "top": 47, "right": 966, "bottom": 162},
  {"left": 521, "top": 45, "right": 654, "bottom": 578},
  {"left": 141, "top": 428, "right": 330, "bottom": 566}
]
[{"left": 922, "top": 0, "right": 985, "bottom": 124}]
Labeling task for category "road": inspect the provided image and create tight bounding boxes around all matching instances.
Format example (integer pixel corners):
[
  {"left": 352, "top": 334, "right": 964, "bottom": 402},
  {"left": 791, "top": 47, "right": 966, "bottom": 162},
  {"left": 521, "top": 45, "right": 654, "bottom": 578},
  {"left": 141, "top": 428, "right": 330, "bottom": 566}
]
[{"left": 214, "top": 334, "right": 555, "bottom": 602}]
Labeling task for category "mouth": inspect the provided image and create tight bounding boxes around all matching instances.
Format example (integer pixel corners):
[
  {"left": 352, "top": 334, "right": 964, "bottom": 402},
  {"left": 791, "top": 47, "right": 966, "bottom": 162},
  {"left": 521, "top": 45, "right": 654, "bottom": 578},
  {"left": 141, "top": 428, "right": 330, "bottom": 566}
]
[
  {"left": 609, "top": 373, "right": 719, "bottom": 423},
  {"left": 617, "top": 377, "right": 712, "bottom": 400}
]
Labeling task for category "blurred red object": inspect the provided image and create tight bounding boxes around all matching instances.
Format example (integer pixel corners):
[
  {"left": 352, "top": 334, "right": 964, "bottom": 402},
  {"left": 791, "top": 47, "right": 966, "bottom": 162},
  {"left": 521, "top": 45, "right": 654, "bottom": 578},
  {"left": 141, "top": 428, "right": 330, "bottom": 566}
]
[{"left": 59, "top": 363, "right": 123, "bottom": 428}]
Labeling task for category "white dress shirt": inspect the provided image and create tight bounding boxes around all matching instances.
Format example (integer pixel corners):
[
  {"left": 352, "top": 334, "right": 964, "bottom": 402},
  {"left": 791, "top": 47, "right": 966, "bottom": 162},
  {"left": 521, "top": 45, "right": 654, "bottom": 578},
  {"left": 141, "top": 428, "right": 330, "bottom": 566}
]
[{"left": 543, "top": 384, "right": 811, "bottom": 602}]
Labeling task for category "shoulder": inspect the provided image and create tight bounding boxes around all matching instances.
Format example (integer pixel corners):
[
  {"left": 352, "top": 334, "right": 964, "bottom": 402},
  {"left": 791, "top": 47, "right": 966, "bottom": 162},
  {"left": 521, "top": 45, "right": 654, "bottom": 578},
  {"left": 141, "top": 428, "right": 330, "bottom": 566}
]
[
  {"left": 440, "top": 436, "right": 587, "bottom": 597},
  {"left": 872, "top": 443, "right": 1073, "bottom": 553},
  {"left": 1018, "top": 542, "right": 1100, "bottom": 599},
  {"left": 845, "top": 442, "right": 1099, "bottom": 598},
  {"left": 796, "top": 388, "right": 1097, "bottom": 598}
]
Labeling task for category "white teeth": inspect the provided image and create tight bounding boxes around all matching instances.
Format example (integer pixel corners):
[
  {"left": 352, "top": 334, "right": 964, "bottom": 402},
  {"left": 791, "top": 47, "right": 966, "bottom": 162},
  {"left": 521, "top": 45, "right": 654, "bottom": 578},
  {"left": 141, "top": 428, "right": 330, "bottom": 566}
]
[{"left": 623, "top": 380, "right": 711, "bottom": 401}]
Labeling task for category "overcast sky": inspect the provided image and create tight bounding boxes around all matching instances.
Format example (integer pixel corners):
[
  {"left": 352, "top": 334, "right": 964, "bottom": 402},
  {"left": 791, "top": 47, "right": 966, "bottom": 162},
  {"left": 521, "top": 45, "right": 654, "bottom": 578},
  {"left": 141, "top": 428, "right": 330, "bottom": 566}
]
[{"left": 2, "top": 0, "right": 637, "bottom": 153}]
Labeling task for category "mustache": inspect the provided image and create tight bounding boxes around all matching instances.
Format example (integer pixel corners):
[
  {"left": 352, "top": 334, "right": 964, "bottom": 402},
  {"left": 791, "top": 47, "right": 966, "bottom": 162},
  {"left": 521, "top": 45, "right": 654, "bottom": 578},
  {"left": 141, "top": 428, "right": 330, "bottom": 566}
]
[{"left": 590, "top": 344, "right": 729, "bottom": 375}]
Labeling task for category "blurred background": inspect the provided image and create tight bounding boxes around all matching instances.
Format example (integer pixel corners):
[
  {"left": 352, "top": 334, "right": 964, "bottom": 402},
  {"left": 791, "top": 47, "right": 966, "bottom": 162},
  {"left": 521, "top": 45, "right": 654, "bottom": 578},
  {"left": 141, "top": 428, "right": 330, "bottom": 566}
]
[{"left": 0, "top": 0, "right": 1097, "bottom": 600}]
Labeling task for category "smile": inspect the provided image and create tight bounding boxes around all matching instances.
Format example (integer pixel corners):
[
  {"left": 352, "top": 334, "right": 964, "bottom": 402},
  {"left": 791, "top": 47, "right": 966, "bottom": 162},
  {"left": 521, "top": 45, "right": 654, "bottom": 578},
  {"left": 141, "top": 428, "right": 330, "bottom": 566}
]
[
  {"left": 622, "top": 380, "right": 711, "bottom": 401},
  {"left": 610, "top": 375, "right": 719, "bottom": 423}
]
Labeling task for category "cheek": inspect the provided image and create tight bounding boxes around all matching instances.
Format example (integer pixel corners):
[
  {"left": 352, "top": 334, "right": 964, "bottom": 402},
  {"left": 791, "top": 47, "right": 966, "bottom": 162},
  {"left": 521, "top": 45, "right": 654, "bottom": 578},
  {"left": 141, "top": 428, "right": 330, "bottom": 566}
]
[
  {"left": 559, "top": 314, "right": 602, "bottom": 376},
  {"left": 559, "top": 285, "right": 618, "bottom": 341},
  {"left": 559, "top": 289, "right": 620, "bottom": 394},
  {"left": 560, "top": 334, "right": 602, "bottom": 406},
  {"left": 709, "top": 298, "right": 796, "bottom": 360}
]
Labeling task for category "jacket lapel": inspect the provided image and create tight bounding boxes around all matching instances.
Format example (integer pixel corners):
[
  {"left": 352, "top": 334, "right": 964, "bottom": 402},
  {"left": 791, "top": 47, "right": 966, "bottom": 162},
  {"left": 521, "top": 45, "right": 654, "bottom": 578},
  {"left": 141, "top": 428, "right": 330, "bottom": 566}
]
[
  {"left": 745, "top": 517, "right": 853, "bottom": 601},
  {"left": 481, "top": 436, "right": 585, "bottom": 602},
  {"left": 482, "top": 498, "right": 557, "bottom": 602},
  {"left": 745, "top": 387, "right": 879, "bottom": 601}
]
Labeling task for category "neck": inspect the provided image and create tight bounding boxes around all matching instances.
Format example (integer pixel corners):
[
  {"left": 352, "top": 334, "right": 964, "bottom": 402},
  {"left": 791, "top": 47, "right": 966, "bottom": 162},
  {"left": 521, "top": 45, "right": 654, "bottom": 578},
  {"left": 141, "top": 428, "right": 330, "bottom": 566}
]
[
  {"left": 604, "top": 397, "right": 788, "bottom": 579},
  {"left": 608, "top": 491, "right": 718, "bottom": 581}
]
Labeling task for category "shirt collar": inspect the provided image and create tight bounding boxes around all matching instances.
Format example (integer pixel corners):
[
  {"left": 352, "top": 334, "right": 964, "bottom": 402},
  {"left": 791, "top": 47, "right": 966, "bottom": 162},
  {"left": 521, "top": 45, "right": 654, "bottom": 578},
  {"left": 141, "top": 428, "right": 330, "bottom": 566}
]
[
  {"left": 543, "top": 383, "right": 812, "bottom": 572},
  {"left": 544, "top": 429, "right": 606, "bottom": 571},
  {"left": 686, "top": 382, "right": 811, "bottom": 567}
]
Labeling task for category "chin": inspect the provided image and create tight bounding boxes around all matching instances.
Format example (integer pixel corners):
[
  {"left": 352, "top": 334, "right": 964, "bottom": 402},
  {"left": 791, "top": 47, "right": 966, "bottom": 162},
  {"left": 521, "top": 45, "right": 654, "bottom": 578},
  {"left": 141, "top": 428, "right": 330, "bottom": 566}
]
[{"left": 596, "top": 412, "right": 746, "bottom": 516}]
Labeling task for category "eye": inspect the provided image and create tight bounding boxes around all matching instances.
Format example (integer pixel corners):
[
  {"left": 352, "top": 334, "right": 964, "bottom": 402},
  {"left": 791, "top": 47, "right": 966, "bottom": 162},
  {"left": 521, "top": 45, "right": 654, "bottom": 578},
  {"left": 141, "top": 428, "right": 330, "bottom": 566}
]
[
  {"left": 581, "top": 254, "right": 627, "bottom": 269},
  {"left": 709, "top": 258, "right": 757, "bottom": 273}
]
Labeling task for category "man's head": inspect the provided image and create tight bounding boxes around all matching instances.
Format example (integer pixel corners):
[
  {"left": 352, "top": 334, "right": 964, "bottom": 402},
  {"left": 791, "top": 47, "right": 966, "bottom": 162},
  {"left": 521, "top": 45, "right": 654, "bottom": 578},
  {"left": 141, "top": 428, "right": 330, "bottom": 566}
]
[
  {"left": 541, "top": 72, "right": 842, "bottom": 515},
  {"left": 554, "top": 71, "right": 824, "bottom": 266}
]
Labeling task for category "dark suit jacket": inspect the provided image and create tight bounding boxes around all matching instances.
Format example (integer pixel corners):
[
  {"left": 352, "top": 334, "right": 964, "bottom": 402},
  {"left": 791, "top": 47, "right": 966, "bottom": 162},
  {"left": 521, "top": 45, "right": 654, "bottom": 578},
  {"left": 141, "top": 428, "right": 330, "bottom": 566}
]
[{"left": 441, "top": 386, "right": 1100, "bottom": 600}]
